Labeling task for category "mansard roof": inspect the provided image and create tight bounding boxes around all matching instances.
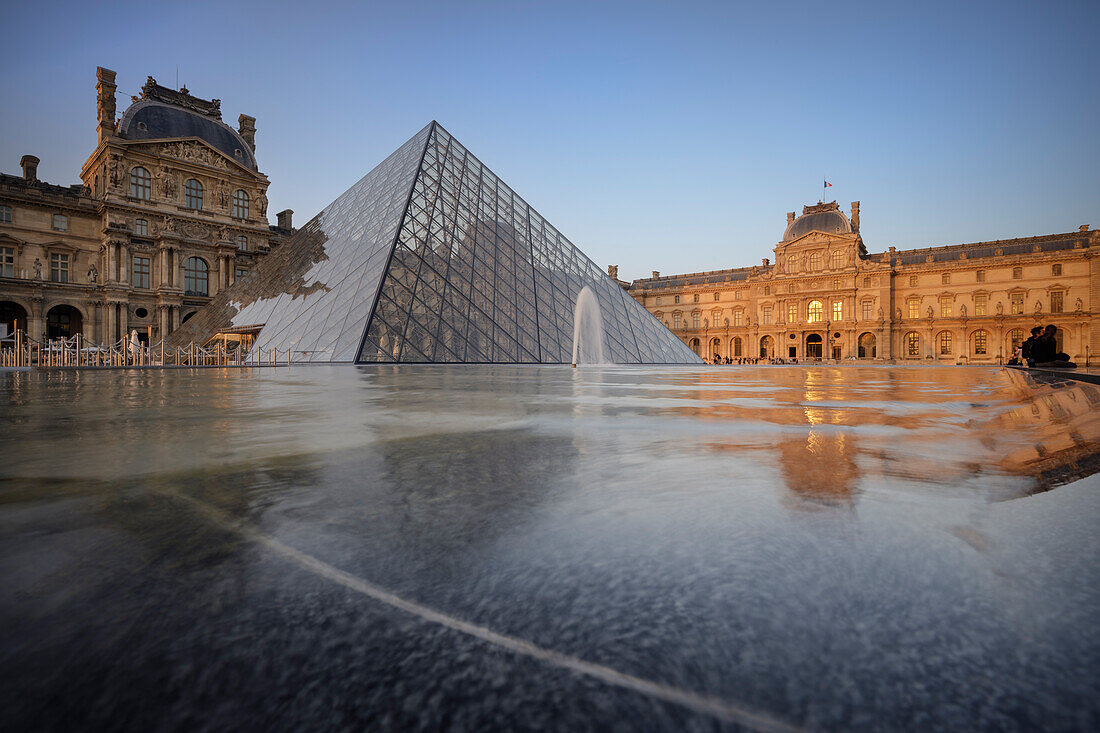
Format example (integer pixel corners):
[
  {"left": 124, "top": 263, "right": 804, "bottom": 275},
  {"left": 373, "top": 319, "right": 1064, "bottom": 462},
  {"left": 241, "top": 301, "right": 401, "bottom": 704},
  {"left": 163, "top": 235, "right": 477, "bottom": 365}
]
[{"left": 782, "top": 201, "right": 853, "bottom": 242}]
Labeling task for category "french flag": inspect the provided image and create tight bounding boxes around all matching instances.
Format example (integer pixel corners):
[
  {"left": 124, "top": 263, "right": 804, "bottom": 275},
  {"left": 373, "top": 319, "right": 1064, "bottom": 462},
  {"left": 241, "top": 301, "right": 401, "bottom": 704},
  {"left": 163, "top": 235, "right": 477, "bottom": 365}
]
[{"left": 824, "top": 180, "right": 832, "bottom": 188}]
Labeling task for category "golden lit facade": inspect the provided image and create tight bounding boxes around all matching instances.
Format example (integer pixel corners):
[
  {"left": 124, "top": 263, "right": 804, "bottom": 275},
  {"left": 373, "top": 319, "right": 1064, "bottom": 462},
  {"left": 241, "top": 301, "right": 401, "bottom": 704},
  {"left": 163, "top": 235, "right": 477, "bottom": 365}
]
[
  {"left": 628, "top": 201, "right": 1097, "bottom": 364},
  {"left": 0, "top": 68, "right": 294, "bottom": 345}
]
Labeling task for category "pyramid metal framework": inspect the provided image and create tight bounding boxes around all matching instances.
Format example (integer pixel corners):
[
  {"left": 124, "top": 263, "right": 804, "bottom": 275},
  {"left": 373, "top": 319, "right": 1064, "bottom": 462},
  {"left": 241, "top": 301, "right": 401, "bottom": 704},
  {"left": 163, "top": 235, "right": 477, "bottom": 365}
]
[{"left": 172, "top": 122, "right": 700, "bottom": 364}]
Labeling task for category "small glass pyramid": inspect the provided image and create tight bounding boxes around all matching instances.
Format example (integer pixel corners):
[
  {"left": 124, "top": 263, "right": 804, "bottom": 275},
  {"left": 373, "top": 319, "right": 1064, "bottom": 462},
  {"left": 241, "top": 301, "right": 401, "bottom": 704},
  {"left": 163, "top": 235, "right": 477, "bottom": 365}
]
[{"left": 172, "top": 122, "right": 701, "bottom": 364}]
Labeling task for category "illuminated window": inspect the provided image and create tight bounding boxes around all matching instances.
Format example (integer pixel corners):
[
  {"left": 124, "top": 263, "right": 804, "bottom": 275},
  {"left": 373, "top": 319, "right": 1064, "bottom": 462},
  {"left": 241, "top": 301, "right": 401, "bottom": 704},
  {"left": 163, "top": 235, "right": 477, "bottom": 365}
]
[
  {"left": 132, "top": 256, "right": 150, "bottom": 289},
  {"left": 1008, "top": 329, "right": 1024, "bottom": 352},
  {"left": 938, "top": 331, "right": 952, "bottom": 355},
  {"left": 1050, "top": 291, "right": 1063, "bottom": 313},
  {"left": 52, "top": 214, "right": 67, "bottom": 232},
  {"left": 130, "top": 167, "right": 151, "bottom": 200},
  {"left": 973, "top": 330, "right": 988, "bottom": 355},
  {"left": 787, "top": 303, "right": 797, "bottom": 322},
  {"left": 184, "top": 257, "right": 209, "bottom": 296},
  {"left": 832, "top": 301, "right": 843, "bottom": 320},
  {"left": 862, "top": 301, "right": 873, "bottom": 320},
  {"left": 1010, "top": 293, "right": 1023, "bottom": 314},
  {"left": 905, "top": 332, "right": 920, "bottom": 357},
  {"left": 974, "top": 294, "right": 987, "bottom": 316},
  {"left": 50, "top": 253, "right": 69, "bottom": 282},
  {"left": 908, "top": 299, "right": 920, "bottom": 319},
  {"left": 134, "top": 218, "right": 148, "bottom": 236},
  {"left": 232, "top": 189, "right": 250, "bottom": 218},
  {"left": 184, "top": 179, "right": 203, "bottom": 210},
  {"left": 808, "top": 300, "right": 823, "bottom": 323},
  {"left": 940, "top": 298, "right": 952, "bottom": 318},
  {"left": 762, "top": 306, "right": 772, "bottom": 324}
]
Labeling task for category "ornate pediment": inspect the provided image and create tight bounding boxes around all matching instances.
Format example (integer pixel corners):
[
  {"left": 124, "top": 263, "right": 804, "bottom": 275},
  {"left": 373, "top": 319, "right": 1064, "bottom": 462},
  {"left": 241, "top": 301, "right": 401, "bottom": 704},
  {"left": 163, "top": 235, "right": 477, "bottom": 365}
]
[
  {"left": 136, "top": 77, "right": 222, "bottom": 119},
  {"left": 124, "top": 138, "right": 255, "bottom": 174}
]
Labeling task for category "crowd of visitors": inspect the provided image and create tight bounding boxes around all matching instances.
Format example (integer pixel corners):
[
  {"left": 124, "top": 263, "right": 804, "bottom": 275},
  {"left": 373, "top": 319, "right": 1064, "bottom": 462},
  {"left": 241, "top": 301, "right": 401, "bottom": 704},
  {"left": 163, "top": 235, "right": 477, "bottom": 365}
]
[
  {"left": 710, "top": 355, "right": 798, "bottom": 365},
  {"left": 1008, "top": 324, "right": 1076, "bottom": 368}
]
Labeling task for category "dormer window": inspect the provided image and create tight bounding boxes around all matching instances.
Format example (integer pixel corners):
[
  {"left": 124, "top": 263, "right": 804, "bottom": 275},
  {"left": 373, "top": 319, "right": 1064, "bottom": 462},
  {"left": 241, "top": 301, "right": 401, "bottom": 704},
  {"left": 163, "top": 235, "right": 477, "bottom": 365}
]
[
  {"left": 136, "top": 121, "right": 147, "bottom": 131},
  {"left": 234, "top": 149, "right": 242, "bottom": 157}
]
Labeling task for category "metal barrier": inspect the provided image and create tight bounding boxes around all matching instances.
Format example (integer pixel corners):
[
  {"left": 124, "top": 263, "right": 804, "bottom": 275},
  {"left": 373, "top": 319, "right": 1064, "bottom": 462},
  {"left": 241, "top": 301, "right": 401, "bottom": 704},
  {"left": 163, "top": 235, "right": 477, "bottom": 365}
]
[{"left": 0, "top": 330, "right": 291, "bottom": 368}]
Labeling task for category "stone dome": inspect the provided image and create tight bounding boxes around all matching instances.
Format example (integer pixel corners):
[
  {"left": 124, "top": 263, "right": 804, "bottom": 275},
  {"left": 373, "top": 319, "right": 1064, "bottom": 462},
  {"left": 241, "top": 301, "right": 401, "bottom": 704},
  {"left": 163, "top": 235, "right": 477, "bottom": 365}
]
[{"left": 782, "top": 202, "right": 852, "bottom": 242}]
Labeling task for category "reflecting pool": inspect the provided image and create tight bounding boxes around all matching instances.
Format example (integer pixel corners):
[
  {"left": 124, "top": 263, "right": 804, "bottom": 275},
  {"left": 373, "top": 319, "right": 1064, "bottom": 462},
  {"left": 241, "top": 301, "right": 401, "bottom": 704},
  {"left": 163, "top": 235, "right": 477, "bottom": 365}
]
[{"left": 1, "top": 366, "right": 1098, "bottom": 731}]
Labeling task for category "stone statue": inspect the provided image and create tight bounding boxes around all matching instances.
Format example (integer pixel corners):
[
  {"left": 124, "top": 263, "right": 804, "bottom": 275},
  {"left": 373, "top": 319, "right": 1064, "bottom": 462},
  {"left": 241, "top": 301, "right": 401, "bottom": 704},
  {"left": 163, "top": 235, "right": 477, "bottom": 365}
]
[
  {"left": 1034, "top": 301, "right": 1042, "bottom": 314},
  {"left": 157, "top": 168, "right": 177, "bottom": 198},
  {"left": 1075, "top": 297, "right": 1083, "bottom": 312},
  {"left": 996, "top": 301, "right": 1004, "bottom": 315},
  {"left": 257, "top": 190, "right": 268, "bottom": 217},
  {"left": 33, "top": 258, "right": 42, "bottom": 279},
  {"left": 895, "top": 307, "right": 902, "bottom": 320},
  {"left": 108, "top": 155, "right": 122, "bottom": 187},
  {"left": 163, "top": 216, "right": 178, "bottom": 233},
  {"left": 216, "top": 181, "right": 228, "bottom": 208},
  {"left": 927, "top": 305, "right": 934, "bottom": 319},
  {"left": 87, "top": 263, "right": 98, "bottom": 283},
  {"left": 878, "top": 306, "right": 884, "bottom": 320},
  {"left": 960, "top": 304, "right": 967, "bottom": 317}
]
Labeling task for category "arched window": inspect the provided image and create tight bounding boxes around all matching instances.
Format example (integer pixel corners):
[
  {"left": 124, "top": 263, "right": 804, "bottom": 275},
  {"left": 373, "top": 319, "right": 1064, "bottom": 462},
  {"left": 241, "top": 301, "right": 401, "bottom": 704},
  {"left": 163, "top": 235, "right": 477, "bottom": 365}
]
[
  {"left": 237, "top": 235, "right": 248, "bottom": 251},
  {"left": 808, "top": 300, "right": 824, "bottom": 323},
  {"left": 184, "top": 257, "right": 209, "bottom": 296},
  {"left": 905, "top": 332, "right": 921, "bottom": 357},
  {"left": 130, "top": 166, "right": 151, "bottom": 200},
  {"left": 973, "top": 330, "right": 988, "bottom": 355},
  {"left": 1008, "top": 329, "right": 1024, "bottom": 353},
  {"left": 809, "top": 252, "right": 823, "bottom": 271},
  {"left": 233, "top": 190, "right": 250, "bottom": 218},
  {"left": 831, "top": 251, "right": 843, "bottom": 269},
  {"left": 185, "top": 179, "right": 203, "bottom": 210},
  {"left": 732, "top": 337, "right": 742, "bottom": 357},
  {"left": 938, "top": 330, "right": 953, "bottom": 355}
]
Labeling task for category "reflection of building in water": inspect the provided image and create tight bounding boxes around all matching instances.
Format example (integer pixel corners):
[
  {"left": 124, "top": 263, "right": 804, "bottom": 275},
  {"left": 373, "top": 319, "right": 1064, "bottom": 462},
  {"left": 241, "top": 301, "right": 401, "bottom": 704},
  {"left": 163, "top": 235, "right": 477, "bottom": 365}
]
[
  {"left": 0, "top": 68, "right": 294, "bottom": 345},
  {"left": 778, "top": 430, "right": 860, "bottom": 508},
  {"left": 629, "top": 201, "right": 1096, "bottom": 364},
  {"left": 995, "top": 371, "right": 1100, "bottom": 493}
]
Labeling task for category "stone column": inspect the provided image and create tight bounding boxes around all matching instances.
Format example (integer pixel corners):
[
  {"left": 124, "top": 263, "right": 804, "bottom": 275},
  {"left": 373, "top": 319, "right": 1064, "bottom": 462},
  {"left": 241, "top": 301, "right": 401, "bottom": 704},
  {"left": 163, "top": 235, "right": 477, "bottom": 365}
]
[
  {"left": 120, "top": 247, "right": 129, "bottom": 285},
  {"left": 119, "top": 302, "right": 128, "bottom": 338},
  {"left": 30, "top": 295, "right": 45, "bottom": 341},
  {"left": 105, "top": 302, "right": 116, "bottom": 343},
  {"left": 158, "top": 305, "right": 168, "bottom": 339}
]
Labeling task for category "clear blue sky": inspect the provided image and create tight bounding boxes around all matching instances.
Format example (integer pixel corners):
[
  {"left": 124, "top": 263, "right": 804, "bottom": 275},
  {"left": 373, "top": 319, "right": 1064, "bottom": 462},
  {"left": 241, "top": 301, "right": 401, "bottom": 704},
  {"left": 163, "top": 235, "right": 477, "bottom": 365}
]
[{"left": 2, "top": 0, "right": 1097, "bottom": 280}]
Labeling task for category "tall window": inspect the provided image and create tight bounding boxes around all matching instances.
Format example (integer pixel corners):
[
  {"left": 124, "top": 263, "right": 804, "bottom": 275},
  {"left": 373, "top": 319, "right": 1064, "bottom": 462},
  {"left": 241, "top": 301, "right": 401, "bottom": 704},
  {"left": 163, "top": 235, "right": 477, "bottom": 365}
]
[
  {"left": 976, "top": 270, "right": 986, "bottom": 282},
  {"left": 50, "top": 253, "right": 69, "bottom": 283},
  {"left": 673, "top": 313, "right": 682, "bottom": 329},
  {"left": 906, "top": 332, "right": 920, "bottom": 357},
  {"left": 807, "top": 300, "right": 823, "bottom": 323},
  {"left": 1052, "top": 264, "right": 1062, "bottom": 276},
  {"left": 761, "top": 306, "right": 772, "bottom": 324},
  {"left": 832, "top": 278, "right": 840, "bottom": 290},
  {"left": 938, "top": 331, "right": 952, "bottom": 355},
  {"left": 908, "top": 299, "right": 920, "bottom": 319},
  {"left": 862, "top": 301, "right": 873, "bottom": 320},
  {"left": 831, "top": 251, "right": 843, "bottom": 269},
  {"left": 184, "top": 257, "right": 209, "bottom": 296},
  {"left": 134, "top": 218, "right": 148, "bottom": 236},
  {"left": 974, "top": 294, "right": 987, "bottom": 316},
  {"left": 713, "top": 292, "right": 720, "bottom": 301},
  {"left": 1010, "top": 293, "right": 1024, "bottom": 314},
  {"left": 787, "top": 303, "right": 797, "bottom": 322},
  {"left": 237, "top": 235, "right": 248, "bottom": 251},
  {"left": 909, "top": 276, "right": 918, "bottom": 287},
  {"left": 1008, "top": 329, "right": 1024, "bottom": 352},
  {"left": 733, "top": 311, "right": 743, "bottom": 327},
  {"left": 0, "top": 246, "right": 14, "bottom": 277},
  {"left": 52, "top": 214, "right": 67, "bottom": 232},
  {"left": 674, "top": 295, "right": 680, "bottom": 304},
  {"left": 232, "top": 189, "right": 250, "bottom": 218},
  {"left": 0, "top": 205, "right": 11, "bottom": 223},
  {"left": 692, "top": 312, "right": 700, "bottom": 328},
  {"left": 1050, "top": 291, "right": 1064, "bottom": 313},
  {"left": 973, "top": 330, "right": 988, "bottom": 355},
  {"left": 809, "top": 252, "right": 822, "bottom": 271},
  {"left": 184, "top": 179, "right": 204, "bottom": 210},
  {"left": 941, "top": 273, "right": 950, "bottom": 285},
  {"left": 940, "top": 298, "right": 952, "bottom": 318},
  {"left": 132, "top": 256, "right": 150, "bottom": 289},
  {"left": 733, "top": 337, "right": 742, "bottom": 357},
  {"left": 832, "top": 301, "right": 843, "bottom": 321},
  {"left": 1012, "top": 267, "right": 1022, "bottom": 279},
  {"left": 130, "top": 167, "right": 151, "bottom": 200}
]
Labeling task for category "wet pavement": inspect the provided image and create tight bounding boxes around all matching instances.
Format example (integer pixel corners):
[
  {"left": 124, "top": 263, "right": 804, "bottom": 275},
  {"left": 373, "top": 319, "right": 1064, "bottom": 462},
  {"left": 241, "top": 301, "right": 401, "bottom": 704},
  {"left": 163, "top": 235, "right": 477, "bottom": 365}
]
[{"left": 1, "top": 365, "right": 1098, "bottom": 731}]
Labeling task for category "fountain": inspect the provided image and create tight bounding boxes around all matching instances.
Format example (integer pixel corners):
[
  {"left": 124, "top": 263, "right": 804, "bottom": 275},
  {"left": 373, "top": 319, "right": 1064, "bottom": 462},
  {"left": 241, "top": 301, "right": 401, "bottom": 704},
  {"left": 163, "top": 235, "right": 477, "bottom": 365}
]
[{"left": 571, "top": 285, "right": 609, "bottom": 367}]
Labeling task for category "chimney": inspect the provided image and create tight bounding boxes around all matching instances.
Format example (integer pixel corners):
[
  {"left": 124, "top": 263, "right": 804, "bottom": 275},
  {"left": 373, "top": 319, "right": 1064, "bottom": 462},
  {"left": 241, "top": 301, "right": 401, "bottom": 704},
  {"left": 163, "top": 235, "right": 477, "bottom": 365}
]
[
  {"left": 238, "top": 114, "right": 256, "bottom": 152},
  {"left": 276, "top": 209, "right": 294, "bottom": 230},
  {"left": 851, "top": 201, "right": 860, "bottom": 231},
  {"left": 888, "top": 246, "right": 896, "bottom": 253},
  {"left": 651, "top": 270, "right": 660, "bottom": 279},
  {"left": 1080, "top": 225, "right": 1090, "bottom": 232},
  {"left": 20, "top": 155, "right": 39, "bottom": 182},
  {"left": 787, "top": 212, "right": 795, "bottom": 224},
  {"left": 96, "top": 67, "right": 117, "bottom": 146},
  {"left": 607, "top": 264, "right": 619, "bottom": 279}
]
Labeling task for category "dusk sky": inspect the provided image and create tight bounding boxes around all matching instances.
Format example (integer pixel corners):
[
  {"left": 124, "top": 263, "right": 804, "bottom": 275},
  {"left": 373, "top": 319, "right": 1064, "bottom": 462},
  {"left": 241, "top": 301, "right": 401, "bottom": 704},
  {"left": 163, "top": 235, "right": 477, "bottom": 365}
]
[{"left": 2, "top": 0, "right": 1096, "bottom": 280}]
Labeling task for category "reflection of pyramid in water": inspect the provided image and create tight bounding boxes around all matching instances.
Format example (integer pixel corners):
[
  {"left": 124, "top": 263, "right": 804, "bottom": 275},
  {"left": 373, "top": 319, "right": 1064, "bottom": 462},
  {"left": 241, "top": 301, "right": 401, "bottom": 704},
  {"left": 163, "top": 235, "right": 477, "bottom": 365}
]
[{"left": 172, "top": 122, "right": 700, "bottom": 364}]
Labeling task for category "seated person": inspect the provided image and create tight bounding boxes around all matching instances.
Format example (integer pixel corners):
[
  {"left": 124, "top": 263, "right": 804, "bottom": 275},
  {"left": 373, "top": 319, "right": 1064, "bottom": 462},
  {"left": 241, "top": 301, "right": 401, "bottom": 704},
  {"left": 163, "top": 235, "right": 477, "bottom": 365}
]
[
  {"left": 1031, "top": 325, "right": 1076, "bottom": 368},
  {"left": 1021, "top": 326, "right": 1043, "bottom": 366}
]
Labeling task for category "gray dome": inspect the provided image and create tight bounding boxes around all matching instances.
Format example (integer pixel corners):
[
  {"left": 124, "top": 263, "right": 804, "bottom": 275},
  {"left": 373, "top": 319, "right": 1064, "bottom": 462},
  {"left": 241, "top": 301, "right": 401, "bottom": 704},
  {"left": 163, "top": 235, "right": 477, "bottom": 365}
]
[
  {"left": 783, "top": 205, "right": 852, "bottom": 241},
  {"left": 118, "top": 100, "right": 257, "bottom": 170}
]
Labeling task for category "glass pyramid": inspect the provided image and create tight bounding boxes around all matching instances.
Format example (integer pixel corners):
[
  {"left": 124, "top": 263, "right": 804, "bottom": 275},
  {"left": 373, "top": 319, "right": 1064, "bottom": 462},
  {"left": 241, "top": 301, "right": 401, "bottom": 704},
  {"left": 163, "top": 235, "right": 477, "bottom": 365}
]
[{"left": 172, "top": 122, "right": 700, "bottom": 364}]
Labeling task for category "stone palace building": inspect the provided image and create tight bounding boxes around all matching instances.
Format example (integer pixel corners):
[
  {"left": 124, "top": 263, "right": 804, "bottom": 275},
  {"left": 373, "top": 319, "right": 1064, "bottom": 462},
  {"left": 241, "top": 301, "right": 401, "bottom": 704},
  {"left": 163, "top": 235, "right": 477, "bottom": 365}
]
[
  {"left": 0, "top": 68, "right": 294, "bottom": 345},
  {"left": 627, "top": 201, "right": 1097, "bottom": 364}
]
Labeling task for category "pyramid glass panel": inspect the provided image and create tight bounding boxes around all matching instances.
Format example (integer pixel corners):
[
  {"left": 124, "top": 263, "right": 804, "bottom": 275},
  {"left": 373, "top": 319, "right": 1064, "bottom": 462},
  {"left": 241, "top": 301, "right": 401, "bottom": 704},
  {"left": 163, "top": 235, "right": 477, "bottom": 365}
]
[{"left": 170, "top": 122, "right": 700, "bottom": 364}]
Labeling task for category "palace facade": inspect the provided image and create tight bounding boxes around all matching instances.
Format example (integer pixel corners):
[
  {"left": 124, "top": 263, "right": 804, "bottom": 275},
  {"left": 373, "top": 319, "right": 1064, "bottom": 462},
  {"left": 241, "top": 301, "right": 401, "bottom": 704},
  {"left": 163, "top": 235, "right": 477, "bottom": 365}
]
[
  {"left": 0, "top": 68, "right": 294, "bottom": 345},
  {"left": 627, "top": 201, "right": 1097, "bottom": 364}
]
